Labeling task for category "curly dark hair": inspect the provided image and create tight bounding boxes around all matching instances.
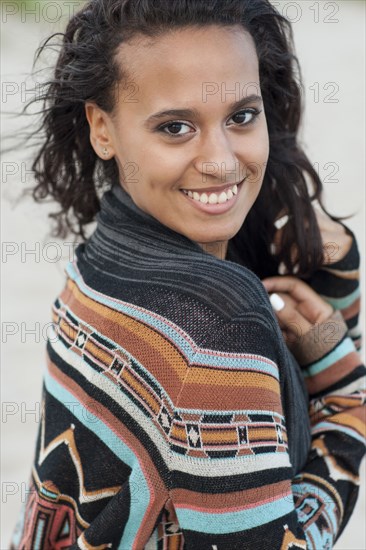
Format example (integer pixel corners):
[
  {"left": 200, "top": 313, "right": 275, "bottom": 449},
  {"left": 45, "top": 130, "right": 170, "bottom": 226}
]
[{"left": 9, "top": 0, "right": 353, "bottom": 279}]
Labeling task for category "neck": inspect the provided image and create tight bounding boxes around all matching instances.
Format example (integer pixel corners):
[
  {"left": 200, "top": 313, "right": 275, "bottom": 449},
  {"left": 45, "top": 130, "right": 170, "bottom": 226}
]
[{"left": 197, "top": 240, "right": 228, "bottom": 261}]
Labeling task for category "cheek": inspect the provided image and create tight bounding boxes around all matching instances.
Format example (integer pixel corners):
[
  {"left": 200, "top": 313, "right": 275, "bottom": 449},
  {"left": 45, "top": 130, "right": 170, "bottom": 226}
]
[{"left": 245, "top": 151, "right": 269, "bottom": 185}]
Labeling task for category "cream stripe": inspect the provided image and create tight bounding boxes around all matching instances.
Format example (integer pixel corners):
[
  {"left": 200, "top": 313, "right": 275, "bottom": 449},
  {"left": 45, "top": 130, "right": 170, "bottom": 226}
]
[{"left": 321, "top": 377, "right": 366, "bottom": 398}]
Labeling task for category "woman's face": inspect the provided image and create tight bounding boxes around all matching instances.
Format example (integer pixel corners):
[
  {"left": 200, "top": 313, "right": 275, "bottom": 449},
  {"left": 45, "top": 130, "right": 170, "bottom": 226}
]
[{"left": 86, "top": 25, "right": 270, "bottom": 259}]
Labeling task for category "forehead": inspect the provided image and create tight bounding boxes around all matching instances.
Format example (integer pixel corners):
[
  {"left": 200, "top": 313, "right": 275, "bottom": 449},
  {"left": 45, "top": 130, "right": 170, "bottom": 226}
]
[{"left": 113, "top": 25, "right": 260, "bottom": 113}]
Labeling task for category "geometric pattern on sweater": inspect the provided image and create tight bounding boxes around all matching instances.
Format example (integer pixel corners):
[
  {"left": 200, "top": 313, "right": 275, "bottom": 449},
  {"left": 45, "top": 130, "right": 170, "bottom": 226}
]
[{"left": 52, "top": 281, "right": 288, "bottom": 460}]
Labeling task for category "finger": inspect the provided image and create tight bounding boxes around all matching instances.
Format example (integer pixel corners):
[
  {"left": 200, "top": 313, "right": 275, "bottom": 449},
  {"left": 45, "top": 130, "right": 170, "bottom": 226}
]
[
  {"left": 262, "top": 276, "right": 312, "bottom": 300},
  {"left": 263, "top": 276, "right": 320, "bottom": 306},
  {"left": 270, "top": 293, "right": 309, "bottom": 330},
  {"left": 269, "top": 292, "right": 313, "bottom": 340},
  {"left": 263, "top": 277, "right": 333, "bottom": 323}
]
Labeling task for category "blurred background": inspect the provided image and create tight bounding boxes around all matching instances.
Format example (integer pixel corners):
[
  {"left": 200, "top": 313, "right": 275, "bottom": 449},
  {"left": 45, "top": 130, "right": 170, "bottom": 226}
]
[{"left": 1, "top": 1, "right": 365, "bottom": 547}]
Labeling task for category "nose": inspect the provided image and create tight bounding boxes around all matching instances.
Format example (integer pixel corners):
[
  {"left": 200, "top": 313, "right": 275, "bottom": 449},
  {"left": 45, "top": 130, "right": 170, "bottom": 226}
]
[{"left": 193, "top": 131, "right": 243, "bottom": 184}]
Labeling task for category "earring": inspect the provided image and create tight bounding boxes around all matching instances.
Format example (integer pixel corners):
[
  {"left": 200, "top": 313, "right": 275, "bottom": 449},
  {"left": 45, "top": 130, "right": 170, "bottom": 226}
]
[{"left": 102, "top": 147, "right": 109, "bottom": 156}]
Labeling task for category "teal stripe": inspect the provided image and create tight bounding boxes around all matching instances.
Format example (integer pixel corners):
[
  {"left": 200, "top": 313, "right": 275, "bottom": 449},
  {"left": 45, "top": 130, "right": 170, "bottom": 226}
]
[
  {"left": 174, "top": 493, "right": 294, "bottom": 534},
  {"left": 65, "top": 262, "right": 279, "bottom": 378},
  {"left": 312, "top": 422, "right": 366, "bottom": 445},
  {"left": 304, "top": 337, "right": 356, "bottom": 378},
  {"left": 43, "top": 368, "right": 152, "bottom": 549},
  {"left": 40, "top": 487, "right": 58, "bottom": 500},
  {"left": 320, "top": 286, "right": 360, "bottom": 310},
  {"left": 33, "top": 517, "right": 46, "bottom": 550}
]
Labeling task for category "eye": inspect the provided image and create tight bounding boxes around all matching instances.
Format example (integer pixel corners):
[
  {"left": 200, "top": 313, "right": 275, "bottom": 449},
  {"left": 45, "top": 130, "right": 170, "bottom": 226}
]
[
  {"left": 157, "top": 108, "right": 262, "bottom": 139},
  {"left": 157, "top": 121, "right": 193, "bottom": 138},
  {"left": 228, "top": 108, "right": 262, "bottom": 126}
]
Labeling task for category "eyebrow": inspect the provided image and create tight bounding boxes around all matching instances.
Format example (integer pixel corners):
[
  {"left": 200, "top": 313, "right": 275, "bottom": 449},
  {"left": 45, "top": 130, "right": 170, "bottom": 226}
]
[{"left": 145, "top": 94, "right": 263, "bottom": 123}]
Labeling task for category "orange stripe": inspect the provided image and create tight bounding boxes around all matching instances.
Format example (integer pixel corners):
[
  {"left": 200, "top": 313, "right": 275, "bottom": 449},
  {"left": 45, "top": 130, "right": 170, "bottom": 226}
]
[
  {"left": 84, "top": 339, "right": 114, "bottom": 365},
  {"left": 248, "top": 427, "right": 278, "bottom": 440},
  {"left": 329, "top": 410, "right": 366, "bottom": 437},
  {"left": 202, "top": 429, "right": 240, "bottom": 445},
  {"left": 323, "top": 395, "right": 365, "bottom": 409},
  {"left": 59, "top": 318, "right": 77, "bottom": 340},
  {"left": 186, "top": 368, "right": 279, "bottom": 391}
]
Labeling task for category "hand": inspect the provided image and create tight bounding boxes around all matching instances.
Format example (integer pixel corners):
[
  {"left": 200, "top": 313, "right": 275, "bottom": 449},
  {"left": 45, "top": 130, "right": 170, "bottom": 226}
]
[
  {"left": 261, "top": 275, "right": 334, "bottom": 353},
  {"left": 271, "top": 200, "right": 353, "bottom": 270}
]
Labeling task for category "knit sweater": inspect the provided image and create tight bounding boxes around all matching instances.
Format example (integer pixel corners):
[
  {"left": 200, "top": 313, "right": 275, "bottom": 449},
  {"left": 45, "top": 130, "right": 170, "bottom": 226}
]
[{"left": 11, "top": 183, "right": 365, "bottom": 550}]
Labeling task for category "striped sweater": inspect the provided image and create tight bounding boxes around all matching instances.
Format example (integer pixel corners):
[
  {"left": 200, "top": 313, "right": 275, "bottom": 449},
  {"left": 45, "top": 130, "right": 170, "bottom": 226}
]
[{"left": 11, "top": 183, "right": 365, "bottom": 550}]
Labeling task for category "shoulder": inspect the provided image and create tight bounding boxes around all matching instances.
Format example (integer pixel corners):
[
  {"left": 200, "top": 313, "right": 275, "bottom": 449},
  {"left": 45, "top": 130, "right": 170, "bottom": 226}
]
[
  {"left": 74, "top": 238, "right": 272, "bottom": 317},
  {"left": 184, "top": 253, "right": 273, "bottom": 317},
  {"left": 164, "top": 255, "right": 281, "bottom": 356},
  {"left": 69, "top": 243, "right": 279, "bottom": 347}
]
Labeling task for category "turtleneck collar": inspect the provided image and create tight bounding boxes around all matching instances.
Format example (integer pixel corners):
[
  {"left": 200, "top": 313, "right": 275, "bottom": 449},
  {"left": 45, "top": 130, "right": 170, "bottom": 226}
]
[
  {"left": 93, "top": 181, "right": 237, "bottom": 264},
  {"left": 77, "top": 180, "right": 274, "bottom": 321}
]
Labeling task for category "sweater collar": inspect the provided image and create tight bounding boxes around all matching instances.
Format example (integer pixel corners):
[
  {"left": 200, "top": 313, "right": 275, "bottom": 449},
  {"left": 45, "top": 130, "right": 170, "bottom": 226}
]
[{"left": 93, "top": 181, "right": 238, "bottom": 263}]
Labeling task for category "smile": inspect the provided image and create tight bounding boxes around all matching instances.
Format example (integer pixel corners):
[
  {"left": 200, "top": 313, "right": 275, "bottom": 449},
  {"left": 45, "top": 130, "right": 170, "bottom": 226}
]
[
  {"left": 182, "top": 182, "right": 239, "bottom": 204},
  {"left": 180, "top": 179, "right": 245, "bottom": 215}
]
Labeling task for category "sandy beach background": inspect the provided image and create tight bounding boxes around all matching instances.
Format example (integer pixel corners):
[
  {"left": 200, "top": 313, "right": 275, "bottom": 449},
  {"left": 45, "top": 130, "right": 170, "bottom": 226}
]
[{"left": 1, "top": 1, "right": 365, "bottom": 547}]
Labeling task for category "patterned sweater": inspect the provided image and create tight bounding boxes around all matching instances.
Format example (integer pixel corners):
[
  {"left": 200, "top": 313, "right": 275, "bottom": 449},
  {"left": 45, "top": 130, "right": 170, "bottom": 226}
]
[{"left": 11, "top": 183, "right": 365, "bottom": 550}]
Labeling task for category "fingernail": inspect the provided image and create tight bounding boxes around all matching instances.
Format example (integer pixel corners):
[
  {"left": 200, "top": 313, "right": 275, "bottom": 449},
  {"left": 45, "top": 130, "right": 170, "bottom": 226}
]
[
  {"left": 270, "top": 243, "right": 277, "bottom": 255},
  {"left": 274, "top": 214, "right": 289, "bottom": 230},
  {"left": 270, "top": 293, "right": 285, "bottom": 312}
]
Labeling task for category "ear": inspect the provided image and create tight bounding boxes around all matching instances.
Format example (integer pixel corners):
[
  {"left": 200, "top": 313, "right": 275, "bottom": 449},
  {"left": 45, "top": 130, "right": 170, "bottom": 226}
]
[{"left": 85, "top": 102, "right": 116, "bottom": 160}]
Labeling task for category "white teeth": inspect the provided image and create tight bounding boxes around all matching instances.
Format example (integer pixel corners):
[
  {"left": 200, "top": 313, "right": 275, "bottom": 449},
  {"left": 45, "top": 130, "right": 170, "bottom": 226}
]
[
  {"left": 218, "top": 191, "right": 227, "bottom": 204},
  {"left": 183, "top": 182, "right": 240, "bottom": 204}
]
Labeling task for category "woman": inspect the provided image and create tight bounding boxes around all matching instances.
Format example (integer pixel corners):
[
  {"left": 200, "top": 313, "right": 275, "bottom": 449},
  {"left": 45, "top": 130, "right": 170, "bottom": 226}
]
[{"left": 10, "top": 0, "right": 365, "bottom": 548}]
